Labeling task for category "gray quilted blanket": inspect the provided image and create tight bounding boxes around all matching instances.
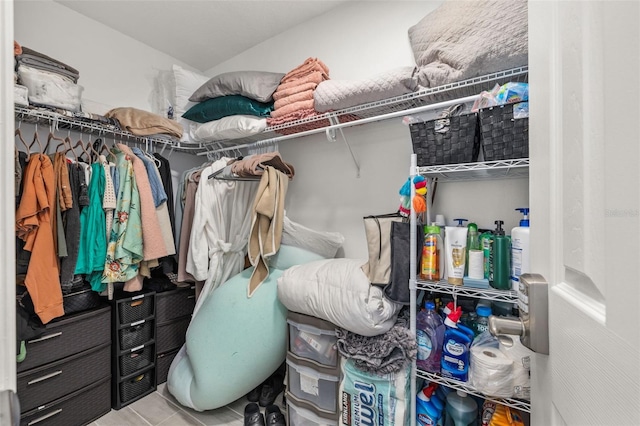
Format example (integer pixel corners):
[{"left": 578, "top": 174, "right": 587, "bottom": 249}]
[{"left": 313, "top": 67, "right": 418, "bottom": 113}]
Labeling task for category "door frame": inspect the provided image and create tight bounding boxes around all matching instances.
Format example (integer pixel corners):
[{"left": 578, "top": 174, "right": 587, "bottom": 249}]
[{"left": 0, "top": 0, "right": 16, "bottom": 393}]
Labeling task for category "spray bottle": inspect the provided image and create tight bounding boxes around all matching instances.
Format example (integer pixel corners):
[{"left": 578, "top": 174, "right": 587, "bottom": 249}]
[{"left": 510, "top": 208, "right": 530, "bottom": 292}]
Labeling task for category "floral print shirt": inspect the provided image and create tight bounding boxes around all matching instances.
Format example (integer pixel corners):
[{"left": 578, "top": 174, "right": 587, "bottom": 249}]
[{"left": 102, "top": 147, "right": 143, "bottom": 283}]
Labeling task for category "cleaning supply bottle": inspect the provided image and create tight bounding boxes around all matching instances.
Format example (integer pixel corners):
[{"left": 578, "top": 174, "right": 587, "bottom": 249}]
[
  {"left": 444, "top": 390, "right": 478, "bottom": 426},
  {"left": 417, "top": 395, "right": 443, "bottom": 426},
  {"left": 420, "top": 224, "right": 442, "bottom": 281},
  {"left": 480, "top": 230, "right": 494, "bottom": 280},
  {"left": 440, "top": 307, "right": 472, "bottom": 382},
  {"left": 440, "top": 301, "right": 455, "bottom": 321},
  {"left": 473, "top": 305, "right": 492, "bottom": 336},
  {"left": 418, "top": 383, "right": 444, "bottom": 414},
  {"left": 490, "top": 220, "right": 511, "bottom": 290},
  {"left": 416, "top": 301, "right": 446, "bottom": 373},
  {"left": 465, "top": 223, "right": 481, "bottom": 278},
  {"left": 510, "top": 208, "right": 530, "bottom": 292},
  {"left": 435, "top": 214, "right": 447, "bottom": 281}
]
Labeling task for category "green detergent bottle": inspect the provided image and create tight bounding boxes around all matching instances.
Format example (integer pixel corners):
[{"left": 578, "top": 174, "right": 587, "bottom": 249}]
[{"left": 491, "top": 220, "right": 511, "bottom": 290}]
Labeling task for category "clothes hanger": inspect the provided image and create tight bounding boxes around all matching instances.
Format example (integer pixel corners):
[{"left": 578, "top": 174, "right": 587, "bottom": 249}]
[
  {"left": 45, "top": 129, "right": 67, "bottom": 154},
  {"left": 15, "top": 125, "right": 31, "bottom": 157},
  {"left": 63, "top": 135, "right": 79, "bottom": 162},
  {"left": 29, "top": 123, "right": 44, "bottom": 153}
]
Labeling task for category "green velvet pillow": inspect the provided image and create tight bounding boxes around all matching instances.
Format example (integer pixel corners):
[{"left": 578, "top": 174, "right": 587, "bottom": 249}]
[{"left": 182, "top": 95, "right": 273, "bottom": 123}]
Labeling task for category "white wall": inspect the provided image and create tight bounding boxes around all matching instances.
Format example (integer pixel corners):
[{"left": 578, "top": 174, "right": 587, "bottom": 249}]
[
  {"left": 207, "top": 0, "right": 529, "bottom": 258},
  {"left": 14, "top": 0, "right": 197, "bottom": 114}
]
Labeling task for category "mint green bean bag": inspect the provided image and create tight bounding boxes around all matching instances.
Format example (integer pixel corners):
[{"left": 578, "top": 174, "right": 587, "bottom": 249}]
[{"left": 167, "top": 245, "right": 326, "bottom": 411}]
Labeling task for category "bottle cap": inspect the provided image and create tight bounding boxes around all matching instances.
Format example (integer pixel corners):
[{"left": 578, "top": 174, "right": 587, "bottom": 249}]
[
  {"left": 494, "top": 220, "right": 505, "bottom": 235},
  {"left": 425, "top": 301, "right": 435, "bottom": 310},
  {"left": 454, "top": 218, "right": 468, "bottom": 227},
  {"left": 476, "top": 305, "right": 492, "bottom": 317},
  {"left": 467, "top": 222, "right": 478, "bottom": 233},
  {"left": 426, "top": 224, "right": 440, "bottom": 234},
  {"left": 444, "top": 307, "right": 462, "bottom": 328},
  {"left": 516, "top": 208, "right": 530, "bottom": 227},
  {"left": 442, "top": 301, "right": 455, "bottom": 315},
  {"left": 457, "top": 390, "right": 467, "bottom": 398}
]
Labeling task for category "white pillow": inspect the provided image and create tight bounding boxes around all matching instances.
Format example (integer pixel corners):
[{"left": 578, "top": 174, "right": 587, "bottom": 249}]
[
  {"left": 172, "top": 64, "right": 209, "bottom": 119},
  {"left": 191, "top": 115, "right": 267, "bottom": 143},
  {"left": 277, "top": 258, "right": 402, "bottom": 337},
  {"left": 280, "top": 216, "right": 344, "bottom": 259}
]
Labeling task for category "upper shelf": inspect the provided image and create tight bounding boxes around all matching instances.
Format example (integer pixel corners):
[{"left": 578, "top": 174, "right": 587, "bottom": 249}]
[
  {"left": 197, "top": 66, "right": 529, "bottom": 156},
  {"left": 14, "top": 66, "right": 528, "bottom": 157}
]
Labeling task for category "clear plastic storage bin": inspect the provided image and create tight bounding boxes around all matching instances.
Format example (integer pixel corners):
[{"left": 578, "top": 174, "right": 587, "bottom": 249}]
[
  {"left": 288, "top": 397, "right": 339, "bottom": 426},
  {"left": 286, "top": 357, "right": 340, "bottom": 413},
  {"left": 287, "top": 314, "right": 338, "bottom": 368}
]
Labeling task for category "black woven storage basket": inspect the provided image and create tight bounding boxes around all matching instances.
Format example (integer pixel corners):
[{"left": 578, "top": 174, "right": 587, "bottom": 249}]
[
  {"left": 118, "top": 294, "right": 154, "bottom": 324},
  {"left": 478, "top": 102, "right": 529, "bottom": 161},
  {"left": 119, "top": 370, "right": 153, "bottom": 404},
  {"left": 410, "top": 113, "right": 480, "bottom": 166},
  {"left": 120, "top": 344, "right": 155, "bottom": 377},
  {"left": 119, "top": 320, "right": 154, "bottom": 351}
]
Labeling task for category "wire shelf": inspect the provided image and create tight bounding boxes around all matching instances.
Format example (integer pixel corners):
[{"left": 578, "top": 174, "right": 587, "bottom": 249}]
[
  {"left": 417, "top": 369, "right": 531, "bottom": 413},
  {"left": 14, "top": 106, "right": 208, "bottom": 154},
  {"left": 199, "top": 66, "right": 529, "bottom": 155},
  {"left": 417, "top": 280, "right": 519, "bottom": 303},
  {"left": 417, "top": 159, "right": 530, "bottom": 182}
]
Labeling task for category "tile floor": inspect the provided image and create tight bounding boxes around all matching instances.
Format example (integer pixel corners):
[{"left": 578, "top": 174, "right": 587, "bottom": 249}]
[{"left": 90, "top": 382, "right": 286, "bottom": 426}]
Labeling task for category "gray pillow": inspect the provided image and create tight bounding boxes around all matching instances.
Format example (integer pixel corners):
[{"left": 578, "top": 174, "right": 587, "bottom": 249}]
[
  {"left": 408, "top": 0, "right": 528, "bottom": 88},
  {"left": 189, "top": 71, "right": 284, "bottom": 103}
]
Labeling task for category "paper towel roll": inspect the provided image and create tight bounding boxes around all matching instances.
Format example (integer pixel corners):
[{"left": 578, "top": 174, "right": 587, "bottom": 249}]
[
  {"left": 470, "top": 346, "right": 514, "bottom": 397},
  {"left": 468, "top": 250, "right": 484, "bottom": 279}
]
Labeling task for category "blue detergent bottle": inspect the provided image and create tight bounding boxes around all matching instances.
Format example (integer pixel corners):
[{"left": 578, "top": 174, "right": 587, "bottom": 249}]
[
  {"left": 417, "top": 387, "right": 443, "bottom": 426},
  {"left": 440, "top": 307, "right": 472, "bottom": 382},
  {"left": 444, "top": 390, "right": 478, "bottom": 426}
]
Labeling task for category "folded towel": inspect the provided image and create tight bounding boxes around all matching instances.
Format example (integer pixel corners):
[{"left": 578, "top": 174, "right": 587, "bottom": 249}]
[
  {"left": 105, "top": 107, "right": 183, "bottom": 138},
  {"left": 273, "top": 82, "right": 319, "bottom": 102},
  {"left": 230, "top": 152, "right": 295, "bottom": 179},
  {"left": 267, "top": 108, "right": 321, "bottom": 127},
  {"left": 247, "top": 167, "right": 288, "bottom": 297},
  {"left": 269, "top": 99, "right": 315, "bottom": 119},
  {"left": 281, "top": 57, "right": 329, "bottom": 84},
  {"left": 274, "top": 71, "right": 327, "bottom": 95},
  {"left": 274, "top": 89, "right": 315, "bottom": 110}
]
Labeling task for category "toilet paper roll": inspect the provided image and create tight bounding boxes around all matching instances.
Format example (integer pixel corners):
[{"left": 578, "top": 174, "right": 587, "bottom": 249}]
[
  {"left": 468, "top": 250, "right": 484, "bottom": 279},
  {"left": 470, "top": 346, "right": 514, "bottom": 397},
  {"left": 499, "top": 336, "right": 533, "bottom": 400}
]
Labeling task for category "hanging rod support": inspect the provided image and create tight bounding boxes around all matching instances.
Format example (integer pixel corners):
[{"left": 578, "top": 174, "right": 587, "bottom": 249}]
[{"left": 328, "top": 115, "right": 360, "bottom": 178}]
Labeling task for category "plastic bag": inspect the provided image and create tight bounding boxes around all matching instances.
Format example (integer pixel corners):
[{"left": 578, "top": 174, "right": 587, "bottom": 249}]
[{"left": 469, "top": 331, "right": 514, "bottom": 397}]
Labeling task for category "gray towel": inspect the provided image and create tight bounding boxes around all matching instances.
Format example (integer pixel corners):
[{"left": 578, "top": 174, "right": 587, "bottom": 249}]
[{"left": 336, "top": 310, "right": 416, "bottom": 375}]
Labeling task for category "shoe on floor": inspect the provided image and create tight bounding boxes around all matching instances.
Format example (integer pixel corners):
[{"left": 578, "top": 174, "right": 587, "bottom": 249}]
[
  {"left": 246, "top": 384, "right": 262, "bottom": 403},
  {"left": 265, "top": 404, "right": 286, "bottom": 426},
  {"left": 244, "top": 402, "right": 265, "bottom": 426},
  {"left": 259, "top": 377, "right": 285, "bottom": 407}
]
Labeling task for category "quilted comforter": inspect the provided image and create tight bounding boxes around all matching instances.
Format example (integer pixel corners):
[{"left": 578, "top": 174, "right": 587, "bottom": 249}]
[{"left": 313, "top": 67, "right": 418, "bottom": 113}]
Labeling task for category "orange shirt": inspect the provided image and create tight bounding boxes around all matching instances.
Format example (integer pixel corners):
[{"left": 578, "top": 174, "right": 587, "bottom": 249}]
[{"left": 16, "top": 154, "right": 64, "bottom": 324}]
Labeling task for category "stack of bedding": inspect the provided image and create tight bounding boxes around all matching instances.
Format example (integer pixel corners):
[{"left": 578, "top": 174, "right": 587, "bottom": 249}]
[
  {"left": 15, "top": 44, "right": 83, "bottom": 112},
  {"left": 155, "top": 65, "right": 284, "bottom": 144}
]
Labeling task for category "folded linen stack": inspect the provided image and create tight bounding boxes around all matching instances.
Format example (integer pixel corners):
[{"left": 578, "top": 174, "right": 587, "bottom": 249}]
[
  {"left": 16, "top": 45, "right": 83, "bottom": 111},
  {"left": 267, "top": 58, "right": 330, "bottom": 129}
]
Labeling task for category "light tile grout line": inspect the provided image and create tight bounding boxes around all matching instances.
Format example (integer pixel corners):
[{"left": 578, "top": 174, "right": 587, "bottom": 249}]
[
  {"left": 154, "top": 389, "right": 206, "bottom": 425},
  {"left": 124, "top": 406, "right": 154, "bottom": 426}
]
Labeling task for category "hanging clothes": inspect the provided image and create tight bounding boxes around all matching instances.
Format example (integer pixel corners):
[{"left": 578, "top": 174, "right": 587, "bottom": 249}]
[
  {"left": 59, "top": 162, "right": 83, "bottom": 290},
  {"left": 102, "top": 146, "right": 143, "bottom": 284},
  {"left": 101, "top": 155, "right": 116, "bottom": 240},
  {"left": 15, "top": 154, "right": 64, "bottom": 324},
  {"left": 75, "top": 162, "right": 107, "bottom": 292},
  {"left": 153, "top": 153, "right": 176, "bottom": 236},
  {"left": 177, "top": 168, "right": 202, "bottom": 283},
  {"left": 187, "top": 159, "right": 259, "bottom": 315}
]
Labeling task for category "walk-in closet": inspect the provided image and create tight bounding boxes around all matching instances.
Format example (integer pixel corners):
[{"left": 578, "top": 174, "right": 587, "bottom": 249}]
[{"left": 1, "top": 1, "right": 639, "bottom": 426}]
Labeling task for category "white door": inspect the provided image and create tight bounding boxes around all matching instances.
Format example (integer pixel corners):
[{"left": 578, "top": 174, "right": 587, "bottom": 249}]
[{"left": 529, "top": 1, "right": 640, "bottom": 425}]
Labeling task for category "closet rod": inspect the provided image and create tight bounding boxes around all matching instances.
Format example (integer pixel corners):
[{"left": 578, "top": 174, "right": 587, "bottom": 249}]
[{"left": 197, "top": 94, "right": 481, "bottom": 157}]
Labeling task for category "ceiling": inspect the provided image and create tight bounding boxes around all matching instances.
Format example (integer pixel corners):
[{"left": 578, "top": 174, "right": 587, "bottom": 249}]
[{"left": 56, "top": 1, "right": 349, "bottom": 72}]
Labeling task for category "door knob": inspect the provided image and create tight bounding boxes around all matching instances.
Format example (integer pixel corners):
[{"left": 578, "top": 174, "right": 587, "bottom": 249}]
[{"left": 488, "top": 273, "right": 549, "bottom": 355}]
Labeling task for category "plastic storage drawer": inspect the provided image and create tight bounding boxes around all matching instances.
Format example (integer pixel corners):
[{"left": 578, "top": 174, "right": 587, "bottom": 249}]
[
  {"left": 118, "top": 319, "right": 154, "bottom": 351},
  {"left": 156, "top": 287, "right": 195, "bottom": 323},
  {"left": 119, "top": 343, "right": 155, "bottom": 377},
  {"left": 286, "top": 355, "right": 340, "bottom": 413},
  {"left": 156, "top": 349, "right": 180, "bottom": 384},
  {"left": 20, "top": 377, "right": 111, "bottom": 426},
  {"left": 287, "top": 312, "right": 338, "bottom": 368},
  {"left": 157, "top": 317, "right": 190, "bottom": 353},
  {"left": 17, "top": 343, "right": 111, "bottom": 413},
  {"left": 287, "top": 393, "right": 339, "bottom": 426},
  {"left": 118, "top": 368, "right": 155, "bottom": 406},
  {"left": 117, "top": 293, "right": 155, "bottom": 324}
]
